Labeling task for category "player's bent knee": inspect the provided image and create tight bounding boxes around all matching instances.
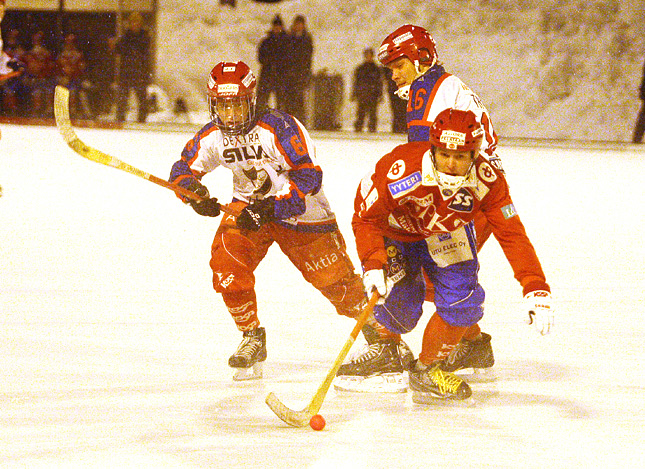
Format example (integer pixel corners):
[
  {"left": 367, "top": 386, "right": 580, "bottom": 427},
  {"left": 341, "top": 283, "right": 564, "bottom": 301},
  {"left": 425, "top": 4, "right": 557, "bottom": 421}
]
[
  {"left": 318, "top": 274, "right": 366, "bottom": 318},
  {"left": 436, "top": 306, "right": 484, "bottom": 327},
  {"left": 286, "top": 230, "right": 355, "bottom": 289},
  {"left": 374, "top": 304, "right": 423, "bottom": 334}
]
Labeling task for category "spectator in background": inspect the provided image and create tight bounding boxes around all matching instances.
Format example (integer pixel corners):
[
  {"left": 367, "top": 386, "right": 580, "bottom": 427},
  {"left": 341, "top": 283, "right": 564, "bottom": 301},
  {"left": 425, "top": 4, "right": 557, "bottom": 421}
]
[
  {"left": 110, "top": 12, "right": 151, "bottom": 123},
  {"left": 381, "top": 66, "right": 407, "bottom": 133},
  {"left": 4, "top": 28, "right": 25, "bottom": 59},
  {"left": 0, "top": 4, "right": 27, "bottom": 116},
  {"left": 56, "top": 33, "right": 92, "bottom": 119},
  {"left": 351, "top": 47, "right": 382, "bottom": 133},
  {"left": 21, "top": 30, "right": 56, "bottom": 117},
  {"left": 284, "top": 14, "right": 312, "bottom": 124},
  {"left": 633, "top": 58, "right": 645, "bottom": 143},
  {"left": 256, "top": 14, "right": 289, "bottom": 112}
]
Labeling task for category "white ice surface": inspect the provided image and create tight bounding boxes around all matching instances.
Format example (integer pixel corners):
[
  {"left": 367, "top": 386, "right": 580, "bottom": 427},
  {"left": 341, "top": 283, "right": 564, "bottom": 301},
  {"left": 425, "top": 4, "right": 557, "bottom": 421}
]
[{"left": 1, "top": 124, "right": 645, "bottom": 468}]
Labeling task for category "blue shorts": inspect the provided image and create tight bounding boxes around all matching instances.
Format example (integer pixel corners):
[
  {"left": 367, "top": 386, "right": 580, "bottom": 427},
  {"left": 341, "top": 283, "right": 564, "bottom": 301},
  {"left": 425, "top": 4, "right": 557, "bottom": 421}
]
[{"left": 373, "top": 223, "right": 485, "bottom": 334}]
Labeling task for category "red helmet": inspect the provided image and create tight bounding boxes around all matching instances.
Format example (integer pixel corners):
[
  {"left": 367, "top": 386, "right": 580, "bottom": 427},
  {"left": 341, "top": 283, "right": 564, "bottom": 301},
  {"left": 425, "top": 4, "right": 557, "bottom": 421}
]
[
  {"left": 429, "top": 108, "right": 484, "bottom": 152},
  {"left": 378, "top": 24, "right": 437, "bottom": 66},
  {"left": 207, "top": 61, "right": 257, "bottom": 135}
]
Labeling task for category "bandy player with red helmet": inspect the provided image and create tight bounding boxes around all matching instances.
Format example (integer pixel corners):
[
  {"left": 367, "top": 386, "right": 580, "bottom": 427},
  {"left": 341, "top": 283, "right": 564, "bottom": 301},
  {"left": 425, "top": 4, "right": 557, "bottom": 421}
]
[
  {"left": 347, "top": 109, "right": 553, "bottom": 401},
  {"left": 339, "top": 25, "right": 508, "bottom": 383},
  {"left": 169, "top": 61, "right": 369, "bottom": 380}
]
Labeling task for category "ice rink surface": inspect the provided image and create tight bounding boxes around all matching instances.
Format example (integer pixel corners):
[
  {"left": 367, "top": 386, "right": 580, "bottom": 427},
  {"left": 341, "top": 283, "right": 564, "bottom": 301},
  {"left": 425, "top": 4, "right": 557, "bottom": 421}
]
[{"left": 1, "top": 124, "right": 644, "bottom": 468}]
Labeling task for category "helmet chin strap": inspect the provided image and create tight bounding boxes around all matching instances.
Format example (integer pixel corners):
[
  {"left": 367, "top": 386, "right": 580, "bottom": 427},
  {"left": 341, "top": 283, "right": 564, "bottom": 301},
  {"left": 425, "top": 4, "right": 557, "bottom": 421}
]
[
  {"left": 430, "top": 149, "right": 476, "bottom": 192},
  {"left": 395, "top": 85, "right": 410, "bottom": 100}
]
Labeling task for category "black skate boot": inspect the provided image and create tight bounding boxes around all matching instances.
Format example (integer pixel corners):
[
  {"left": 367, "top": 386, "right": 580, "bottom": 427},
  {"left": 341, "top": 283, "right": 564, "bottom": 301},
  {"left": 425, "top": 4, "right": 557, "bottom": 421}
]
[
  {"left": 333, "top": 339, "right": 408, "bottom": 393},
  {"left": 440, "top": 332, "right": 495, "bottom": 380},
  {"left": 361, "top": 324, "right": 415, "bottom": 370},
  {"left": 409, "top": 360, "right": 472, "bottom": 403},
  {"left": 229, "top": 327, "right": 267, "bottom": 381}
]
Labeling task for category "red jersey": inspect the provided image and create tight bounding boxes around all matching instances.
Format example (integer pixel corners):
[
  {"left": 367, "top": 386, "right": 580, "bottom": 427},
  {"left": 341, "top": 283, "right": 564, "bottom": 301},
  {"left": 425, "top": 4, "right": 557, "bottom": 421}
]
[{"left": 353, "top": 141, "right": 549, "bottom": 296}]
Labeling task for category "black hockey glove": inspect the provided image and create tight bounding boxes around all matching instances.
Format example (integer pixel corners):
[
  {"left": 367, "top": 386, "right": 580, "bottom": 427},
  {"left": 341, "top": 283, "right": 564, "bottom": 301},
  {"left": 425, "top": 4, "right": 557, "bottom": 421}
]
[
  {"left": 185, "top": 180, "right": 220, "bottom": 217},
  {"left": 236, "top": 197, "right": 275, "bottom": 231}
]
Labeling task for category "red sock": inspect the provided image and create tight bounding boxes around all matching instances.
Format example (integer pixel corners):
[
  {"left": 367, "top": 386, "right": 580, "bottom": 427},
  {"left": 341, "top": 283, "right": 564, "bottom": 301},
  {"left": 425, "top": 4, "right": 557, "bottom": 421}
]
[
  {"left": 222, "top": 290, "right": 260, "bottom": 332},
  {"left": 461, "top": 323, "right": 481, "bottom": 341},
  {"left": 364, "top": 314, "right": 401, "bottom": 341},
  {"left": 419, "top": 313, "right": 467, "bottom": 366}
]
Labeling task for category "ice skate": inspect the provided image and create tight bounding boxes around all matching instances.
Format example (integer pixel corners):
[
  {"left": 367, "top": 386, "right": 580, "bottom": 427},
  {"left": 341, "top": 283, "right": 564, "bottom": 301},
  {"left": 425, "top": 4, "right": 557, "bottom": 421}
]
[
  {"left": 361, "top": 324, "right": 415, "bottom": 370},
  {"left": 409, "top": 360, "right": 472, "bottom": 403},
  {"left": 333, "top": 339, "right": 410, "bottom": 393},
  {"left": 229, "top": 327, "right": 266, "bottom": 381},
  {"left": 440, "top": 332, "right": 495, "bottom": 381}
]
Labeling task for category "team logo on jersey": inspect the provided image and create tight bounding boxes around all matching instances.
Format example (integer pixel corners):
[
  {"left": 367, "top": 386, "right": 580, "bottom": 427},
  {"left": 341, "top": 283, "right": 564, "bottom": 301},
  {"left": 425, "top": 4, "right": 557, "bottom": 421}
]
[
  {"left": 477, "top": 162, "right": 497, "bottom": 183},
  {"left": 387, "top": 160, "right": 406, "bottom": 179},
  {"left": 447, "top": 188, "right": 474, "bottom": 213},
  {"left": 400, "top": 194, "right": 433, "bottom": 207},
  {"left": 223, "top": 145, "right": 266, "bottom": 163},
  {"left": 388, "top": 171, "right": 422, "bottom": 198},
  {"left": 501, "top": 203, "right": 517, "bottom": 219},
  {"left": 223, "top": 133, "right": 260, "bottom": 146}
]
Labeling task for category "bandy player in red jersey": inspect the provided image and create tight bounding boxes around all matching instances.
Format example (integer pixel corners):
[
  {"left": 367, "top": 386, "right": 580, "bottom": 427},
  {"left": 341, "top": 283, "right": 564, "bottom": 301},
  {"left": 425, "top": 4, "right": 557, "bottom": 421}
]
[
  {"left": 340, "top": 109, "right": 553, "bottom": 401},
  {"left": 169, "top": 61, "right": 372, "bottom": 380},
  {"left": 338, "top": 25, "right": 507, "bottom": 384}
]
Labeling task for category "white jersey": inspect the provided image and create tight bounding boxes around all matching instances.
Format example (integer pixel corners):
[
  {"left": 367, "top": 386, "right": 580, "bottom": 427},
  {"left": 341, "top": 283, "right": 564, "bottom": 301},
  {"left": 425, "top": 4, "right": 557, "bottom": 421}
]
[
  {"left": 171, "top": 108, "right": 337, "bottom": 231},
  {"left": 407, "top": 64, "right": 500, "bottom": 166}
]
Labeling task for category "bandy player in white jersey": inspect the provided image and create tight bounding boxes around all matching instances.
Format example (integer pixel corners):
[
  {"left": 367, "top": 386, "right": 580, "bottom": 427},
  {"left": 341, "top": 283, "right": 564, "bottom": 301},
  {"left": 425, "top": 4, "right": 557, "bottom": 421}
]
[{"left": 169, "top": 61, "right": 369, "bottom": 380}]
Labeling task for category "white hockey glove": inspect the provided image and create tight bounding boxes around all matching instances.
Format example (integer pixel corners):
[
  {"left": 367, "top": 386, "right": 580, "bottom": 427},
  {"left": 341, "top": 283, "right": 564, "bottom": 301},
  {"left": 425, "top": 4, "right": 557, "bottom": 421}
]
[
  {"left": 524, "top": 290, "right": 554, "bottom": 335},
  {"left": 363, "top": 269, "right": 393, "bottom": 305}
]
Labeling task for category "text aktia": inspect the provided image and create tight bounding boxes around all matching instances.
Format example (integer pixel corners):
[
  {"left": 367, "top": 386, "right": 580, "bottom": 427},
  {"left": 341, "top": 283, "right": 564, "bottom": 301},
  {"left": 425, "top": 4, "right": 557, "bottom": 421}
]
[{"left": 305, "top": 253, "right": 339, "bottom": 272}]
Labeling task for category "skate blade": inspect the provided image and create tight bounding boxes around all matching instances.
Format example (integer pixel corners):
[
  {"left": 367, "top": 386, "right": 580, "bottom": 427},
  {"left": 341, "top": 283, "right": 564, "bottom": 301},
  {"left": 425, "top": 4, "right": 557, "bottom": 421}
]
[
  {"left": 411, "top": 390, "right": 475, "bottom": 406},
  {"left": 454, "top": 367, "right": 496, "bottom": 383},
  {"left": 333, "top": 372, "right": 408, "bottom": 393},
  {"left": 232, "top": 361, "right": 264, "bottom": 381}
]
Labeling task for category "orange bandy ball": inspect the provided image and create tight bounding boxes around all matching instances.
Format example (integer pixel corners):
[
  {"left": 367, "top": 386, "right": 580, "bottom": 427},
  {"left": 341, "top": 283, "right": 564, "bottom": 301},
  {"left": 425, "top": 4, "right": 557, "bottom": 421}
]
[{"left": 309, "top": 414, "right": 325, "bottom": 431}]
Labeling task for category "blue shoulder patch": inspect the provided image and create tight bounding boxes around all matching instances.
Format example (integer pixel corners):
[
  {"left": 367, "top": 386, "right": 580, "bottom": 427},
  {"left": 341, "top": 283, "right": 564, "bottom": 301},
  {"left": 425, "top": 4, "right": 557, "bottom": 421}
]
[{"left": 388, "top": 171, "right": 422, "bottom": 198}]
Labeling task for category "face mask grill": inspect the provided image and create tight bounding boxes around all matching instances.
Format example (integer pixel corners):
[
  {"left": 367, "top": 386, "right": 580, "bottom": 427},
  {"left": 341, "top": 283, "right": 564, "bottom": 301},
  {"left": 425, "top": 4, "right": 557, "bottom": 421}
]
[{"left": 208, "top": 95, "right": 256, "bottom": 136}]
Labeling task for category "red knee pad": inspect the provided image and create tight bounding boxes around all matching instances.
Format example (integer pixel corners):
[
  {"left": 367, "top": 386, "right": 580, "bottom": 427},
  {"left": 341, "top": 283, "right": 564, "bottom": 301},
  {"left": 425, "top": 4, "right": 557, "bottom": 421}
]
[{"left": 210, "top": 230, "right": 258, "bottom": 293}]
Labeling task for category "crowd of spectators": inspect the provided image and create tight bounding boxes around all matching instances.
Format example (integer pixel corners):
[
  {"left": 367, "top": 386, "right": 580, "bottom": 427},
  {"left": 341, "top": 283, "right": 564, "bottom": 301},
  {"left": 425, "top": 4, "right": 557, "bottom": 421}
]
[
  {"left": 0, "top": 28, "right": 94, "bottom": 119},
  {"left": 257, "top": 14, "right": 312, "bottom": 125},
  {"left": 0, "top": 10, "right": 408, "bottom": 133}
]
